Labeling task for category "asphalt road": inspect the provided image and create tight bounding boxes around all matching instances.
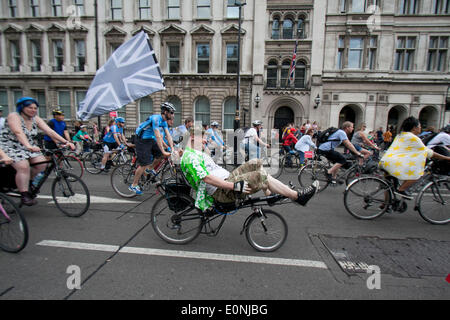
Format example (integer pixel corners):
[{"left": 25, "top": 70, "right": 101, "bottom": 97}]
[{"left": 0, "top": 169, "right": 449, "bottom": 301}]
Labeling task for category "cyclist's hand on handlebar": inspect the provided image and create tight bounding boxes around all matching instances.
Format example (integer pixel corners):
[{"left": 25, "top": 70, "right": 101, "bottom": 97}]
[
  {"left": 65, "top": 142, "right": 76, "bottom": 151},
  {"left": 234, "top": 180, "right": 251, "bottom": 194},
  {"left": 28, "top": 146, "right": 41, "bottom": 153},
  {"left": 0, "top": 156, "right": 13, "bottom": 165},
  {"left": 163, "top": 151, "right": 171, "bottom": 158}
]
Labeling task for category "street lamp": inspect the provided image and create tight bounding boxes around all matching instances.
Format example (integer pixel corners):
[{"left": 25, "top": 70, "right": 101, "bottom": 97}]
[
  {"left": 254, "top": 93, "right": 261, "bottom": 108},
  {"left": 314, "top": 94, "right": 321, "bottom": 109}
]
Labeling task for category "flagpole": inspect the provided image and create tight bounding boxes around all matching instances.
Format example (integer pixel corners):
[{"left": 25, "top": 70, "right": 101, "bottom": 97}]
[{"left": 94, "top": 0, "right": 101, "bottom": 131}]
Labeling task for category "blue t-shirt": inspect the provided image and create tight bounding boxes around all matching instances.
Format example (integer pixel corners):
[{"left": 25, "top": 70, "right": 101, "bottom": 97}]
[
  {"left": 103, "top": 124, "right": 123, "bottom": 143},
  {"left": 44, "top": 119, "right": 67, "bottom": 141},
  {"left": 318, "top": 129, "right": 349, "bottom": 151},
  {"left": 136, "top": 114, "right": 168, "bottom": 140}
]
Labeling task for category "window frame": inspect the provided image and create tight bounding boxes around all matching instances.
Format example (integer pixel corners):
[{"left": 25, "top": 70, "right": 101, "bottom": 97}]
[
  {"left": 167, "top": 0, "right": 181, "bottom": 20},
  {"left": 74, "top": 39, "right": 86, "bottom": 72},
  {"left": 139, "top": 96, "right": 153, "bottom": 122},
  {"left": 427, "top": 36, "right": 448, "bottom": 72},
  {"left": 223, "top": 97, "right": 236, "bottom": 130},
  {"left": 196, "top": 43, "right": 210, "bottom": 74},
  {"left": 51, "top": 0, "right": 63, "bottom": 17},
  {"left": 111, "top": 0, "right": 123, "bottom": 20},
  {"left": 30, "top": 0, "right": 40, "bottom": 17},
  {"left": 138, "top": 0, "right": 151, "bottom": 20},
  {"left": 58, "top": 91, "right": 72, "bottom": 119},
  {"left": 9, "top": 0, "right": 18, "bottom": 18},
  {"left": 197, "top": 0, "right": 211, "bottom": 19},
  {"left": 52, "top": 39, "right": 65, "bottom": 72},
  {"left": 167, "top": 43, "right": 180, "bottom": 73},
  {"left": 194, "top": 96, "right": 211, "bottom": 126},
  {"left": 394, "top": 36, "right": 416, "bottom": 71}
]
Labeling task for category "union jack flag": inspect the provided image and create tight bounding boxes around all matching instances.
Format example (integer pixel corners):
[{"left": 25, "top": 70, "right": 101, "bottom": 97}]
[
  {"left": 77, "top": 31, "right": 165, "bottom": 120},
  {"left": 287, "top": 39, "right": 298, "bottom": 87}
]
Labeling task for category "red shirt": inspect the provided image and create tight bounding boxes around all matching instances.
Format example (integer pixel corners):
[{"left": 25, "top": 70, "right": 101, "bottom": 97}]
[{"left": 282, "top": 133, "right": 298, "bottom": 147}]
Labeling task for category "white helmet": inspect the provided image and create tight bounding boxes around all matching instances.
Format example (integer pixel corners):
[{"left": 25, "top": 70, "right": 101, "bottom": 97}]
[
  {"left": 211, "top": 121, "right": 220, "bottom": 127},
  {"left": 252, "top": 120, "right": 263, "bottom": 126}
]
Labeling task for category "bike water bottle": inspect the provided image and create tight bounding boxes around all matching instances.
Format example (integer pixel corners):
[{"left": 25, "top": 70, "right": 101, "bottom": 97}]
[{"left": 32, "top": 172, "right": 45, "bottom": 187}]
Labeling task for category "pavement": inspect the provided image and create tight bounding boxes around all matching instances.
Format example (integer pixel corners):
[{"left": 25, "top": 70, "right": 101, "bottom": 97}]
[{"left": 0, "top": 170, "right": 449, "bottom": 301}]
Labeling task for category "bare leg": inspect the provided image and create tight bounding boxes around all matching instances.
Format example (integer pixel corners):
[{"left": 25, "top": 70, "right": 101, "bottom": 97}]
[
  {"left": 328, "top": 163, "right": 343, "bottom": 178},
  {"left": 29, "top": 156, "right": 47, "bottom": 180},
  {"left": 12, "top": 160, "right": 31, "bottom": 193},
  {"left": 398, "top": 180, "right": 417, "bottom": 192},
  {"left": 267, "top": 175, "right": 297, "bottom": 200}
]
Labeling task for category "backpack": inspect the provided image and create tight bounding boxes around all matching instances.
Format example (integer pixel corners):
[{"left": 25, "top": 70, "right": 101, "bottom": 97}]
[
  {"left": 420, "top": 132, "right": 438, "bottom": 146},
  {"left": 317, "top": 127, "right": 339, "bottom": 145}
]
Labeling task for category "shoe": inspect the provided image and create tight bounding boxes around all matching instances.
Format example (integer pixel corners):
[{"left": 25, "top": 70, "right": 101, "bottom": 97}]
[
  {"left": 21, "top": 192, "right": 38, "bottom": 207},
  {"left": 294, "top": 180, "right": 319, "bottom": 206},
  {"left": 325, "top": 172, "right": 336, "bottom": 184},
  {"left": 128, "top": 185, "right": 143, "bottom": 195},
  {"left": 394, "top": 190, "right": 413, "bottom": 200}
]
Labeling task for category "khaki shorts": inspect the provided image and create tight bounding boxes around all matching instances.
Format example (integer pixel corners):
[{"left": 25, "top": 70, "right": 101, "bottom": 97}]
[{"left": 212, "top": 159, "right": 269, "bottom": 204}]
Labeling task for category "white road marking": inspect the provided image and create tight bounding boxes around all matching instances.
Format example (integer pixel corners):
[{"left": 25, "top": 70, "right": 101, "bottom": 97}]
[
  {"left": 37, "top": 195, "right": 140, "bottom": 204},
  {"left": 37, "top": 240, "right": 328, "bottom": 270}
]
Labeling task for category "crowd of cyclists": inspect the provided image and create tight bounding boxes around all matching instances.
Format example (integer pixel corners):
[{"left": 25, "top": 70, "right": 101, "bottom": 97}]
[{"left": 0, "top": 96, "right": 449, "bottom": 211}]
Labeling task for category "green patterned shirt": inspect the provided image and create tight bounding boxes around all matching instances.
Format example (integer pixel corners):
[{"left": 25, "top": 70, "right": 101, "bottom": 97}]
[{"left": 180, "top": 147, "right": 215, "bottom": 211}]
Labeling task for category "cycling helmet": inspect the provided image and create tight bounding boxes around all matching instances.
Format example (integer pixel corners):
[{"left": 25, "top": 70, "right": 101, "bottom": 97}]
[
  {"left": 161, "top": 102, "right": 176, "bottom": 113},
  {"left": 443, "top": 124, "right": 450, "bottom": 133},
  {"left": 52, "top": 108, "right": 64, "bottom": 116},
  {"left": 115, "top": 117, "right": 125, "bottom": 124},
  {"left": 211, "top": 121, "right": 220, "bottom": 127},
  {"left": 252, "top": 120, "right": 263, "bottom": 127},
  {"left": 16, "top": 97, "right": 39, "bottom": 113}
]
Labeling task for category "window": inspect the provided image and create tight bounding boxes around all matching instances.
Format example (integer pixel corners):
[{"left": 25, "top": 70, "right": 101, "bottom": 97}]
[
  {"left": 75, "top": 91, "right": 86, "bottom": 116},
  {"left": 197, "top": 0, "right": 210, "bottom": 19},
  {"left": 427, "top": 36, "right": 448, "bottom": 71},
  {"left": 0, "top": 91, "right": 9, "bottom": 117},
  {"left": 10, "top": 40, "right": 21, "bottom": 72},
  {"left": 394, "top": 36, "right": 416, "bottom": 71},
  {"left": 226, "top": 43, "right": 238, "bottom": 74},
  {"left": 266, "top": 60, "right": 278, "bottom": 88},
  {"left": 399, "top": 0, "right": 419, "bottom": 14},
  {"left": 111, "top": 0, "right": 122, "bottom": 20},
  {"left": 297, "top": 18, "right": 305, "bottom": 39},
  {"left": 35, "top": 91, "right": 47, "bottom": 119},
  {"left": 53, "top": 40, "right": 64, "bottom": 72},
  {"left": 9, "top": 0, "right": 17, "bottom": 17},
  {"left": 168, "top": 44, "right": 180, "bottom": 73},
  {"left": 168, "top": 0, "right": 180, "bottom": 19},
  {"left": 74, "top": 40, "right": 86, "bottom": 72},
  {"left": 52, "top": 0, "right": 62, "bottom": 17},
  {"left": 337, "top": 35, "right": 378, "bottom": 70},
  {"left": 271, "top": 18, "right": 280, "bottom": 40},
  {"left": 294, "top": 62, "right": 306, "bottom": 89},
  {"left": 223, "top": 97, "right": 236, "bottom": 130},
  {"left": 340, "top": 0, "right": 380, "bottom": 13},
  {"left": 74, "top": 0, "right": 85, "bottom": 16},
  {"left": 227, "top": 0, "right": 239, "bottom": 18},
  {"left": 13, "top": 90, "right": 23, "bottom": 108},
  {"left": 139, "top": 97, "right": 153, "bottom": 122},
  {"left": 433, "top": 0, "right": 449, "bottom": 14},
  {"left": 348, "top": 37, "right": 364, "bottom": 69},
  {"left": 197, "top": 43, "right": 210, "bottom": 73},
  {"left": 30, "top": 0, "right": 40, "bottom": 17},
  {"left": 195, "top": 97, "right": 210, "bottom": 125},
  {"left": 352, "top": 0, "right": 365, "bottom": 12},
  {"left": 58, "top": 91, "right": 72, "bottom": 119},
  {"left": 31, "top": 40, "right": 42, "bottom": 72},
  {"left": 139, "top": 0, "right": 151, "bottom": 19},
  {"left": 282, "top": 19, "right": 294, "bottom": 39},
  {"left": 168, "top": 96, "right": 182, "bottom": 126},
  {"left": 109, "top": 43, "right": 122, "bottom": 57},
  {"left": 280, "top": 60, "right": 291, "bottom": 88}
]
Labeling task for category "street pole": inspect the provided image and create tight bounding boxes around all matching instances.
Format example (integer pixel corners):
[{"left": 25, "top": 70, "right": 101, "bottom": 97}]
[{"left": 94, "top": 0, "right": 101, "bottom": 130}]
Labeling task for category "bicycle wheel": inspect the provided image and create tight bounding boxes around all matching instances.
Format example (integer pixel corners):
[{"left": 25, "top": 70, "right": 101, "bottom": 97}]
[
  {"left": 245, "top": 209, "right": 287, "bottom": 252},
  {"left": 298, "top": 162, "right": 329, "bottom": 192},
  {"left": 151, "top": 194, "right": 203, "bottom": 245},
  {"left": 52, "top": 172, "right": 90, "bottom": 217},
  {"left": 58, "top": 155, "right": 84, "bottom": 181},
  {"left": 0, "top": 193, "right": 28, "bottom": 253},
  {"left": 416, "top": 179, "right": 450, "bottom": 225},
  {"left": 110, "top": 162, "right": 138, "bottom": 198},
  {"left": 345, "top": 166, "right": 363, "bottom": 186},
  {"left": 83, "top": 152, "right": 103, "bottom": 174},
  {"left": 344, "top": 177, "right": 391, "bottom": 220},
  {"left": 282, "top": 154, "right": 301, "bottom": 174}
]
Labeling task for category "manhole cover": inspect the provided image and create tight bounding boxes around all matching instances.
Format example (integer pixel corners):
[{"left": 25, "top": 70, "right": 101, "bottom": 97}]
[{"left": 319, "top": 235, "right": 450, "bottom": 278}]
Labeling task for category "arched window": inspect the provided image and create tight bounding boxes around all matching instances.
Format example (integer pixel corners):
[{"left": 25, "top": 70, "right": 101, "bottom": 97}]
[
  {"left": 195, "top": 96, "right": 210, "bottom": 125},
  {"left": 168, "top": 96, "right": 182, "bottom": 127},
  {"left": 223, "top": 97, "right": 236, "bottom": 130},
  {"left": 271, "top": 18, "right": 280, "bottom": 39},
  {"left": 282, "top": 19, "right": 294, "bottom": 39},
  {"left": 281, "top": 60, "right": 291, "bottom": 88},
  {"left": 295, "top": 61, "right": 306, "bottom": 89},
  {"left": 267, "top": 60, "right": 278, "bottom": 88},
  {"left": 139, "top": 96, "right": 153, "bottom": 122},
  {"left": 297, "top": 18, "right": 305, "bottom": 39}
]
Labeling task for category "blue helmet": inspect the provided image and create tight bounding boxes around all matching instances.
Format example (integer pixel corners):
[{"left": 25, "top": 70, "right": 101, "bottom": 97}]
[
  {"left": 16, "top": 97, "right": 39, "bottom": 113},
  {"left": 115, "top": 117, "right": 125, "bottom": 124}
]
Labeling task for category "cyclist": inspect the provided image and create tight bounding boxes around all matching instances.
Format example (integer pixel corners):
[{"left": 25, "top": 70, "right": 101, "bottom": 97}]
[
  {"left": 350, "top": 123, "right": 380, "bottom": 164},
  {"left": 379, "top": 117, "right": 450, "bottom": 199},
  {"left": 172, "top": 117, "right": 193, "bottom": 143},
  {"left": 317, "top": 121, "right": 364, "bottom": 184},
  {"left": 0, "top": 97, "right": 74, "bottom": 206},
  {"left": 101, "top": 117, "right": 128, "bottom": 172},
  {"left": 129, "top": 102, "right": 175, "bottom": 195},
  {"left": 43, "top": 108, "right": 72, "bottom": 150},
  {"left": 73, "top": 125, "right": 93, "bottom": 154},
  {"left": 242, "top": 120, "right": 270, "bottom": 161},
  {"left": 294, "top": 128, "right": 317, "bottom": 166},
  {"left": 178, "top": 129, "right": 319, "bottom": 212},
  {"left": 206, "top": 121, "right": 226, "bottom": 156}
]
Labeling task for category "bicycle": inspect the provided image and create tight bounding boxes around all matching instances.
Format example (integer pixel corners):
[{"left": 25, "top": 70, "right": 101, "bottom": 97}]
[
  {"left": 83, "top": 145, "right": 131, "bottom": 174},
  {"left": 298, "top": 150, "right": 381, "bottom": 193},
  {"left": 2, "top": 148, "right": 90, "bottom": 218},
  {"left": 343, "top": 162, "right": 449, "bottom": 224},
  {"left": 150, "top": 172, "right": 290, "bottom": 252}
]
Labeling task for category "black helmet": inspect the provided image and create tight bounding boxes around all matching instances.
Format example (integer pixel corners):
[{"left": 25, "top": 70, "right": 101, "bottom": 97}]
[
  {"left": 161, "top": 102, "right": 176, "bottom": 113},
  {"left": 52, "top": 108, "right": 64, "bottom": 116}
]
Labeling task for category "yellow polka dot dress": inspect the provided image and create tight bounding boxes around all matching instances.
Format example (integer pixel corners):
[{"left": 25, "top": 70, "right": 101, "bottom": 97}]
[{"left": 379, "top": 132, "right": 434, "bottom": 180}]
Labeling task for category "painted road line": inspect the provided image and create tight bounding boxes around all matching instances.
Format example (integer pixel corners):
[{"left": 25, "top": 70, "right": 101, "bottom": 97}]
[
  {"left": 36, "top": 240, "right": 328, "bottom": 270},
  {"left": 37, "top": 195, "right": 141, "bottom": 204}
]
